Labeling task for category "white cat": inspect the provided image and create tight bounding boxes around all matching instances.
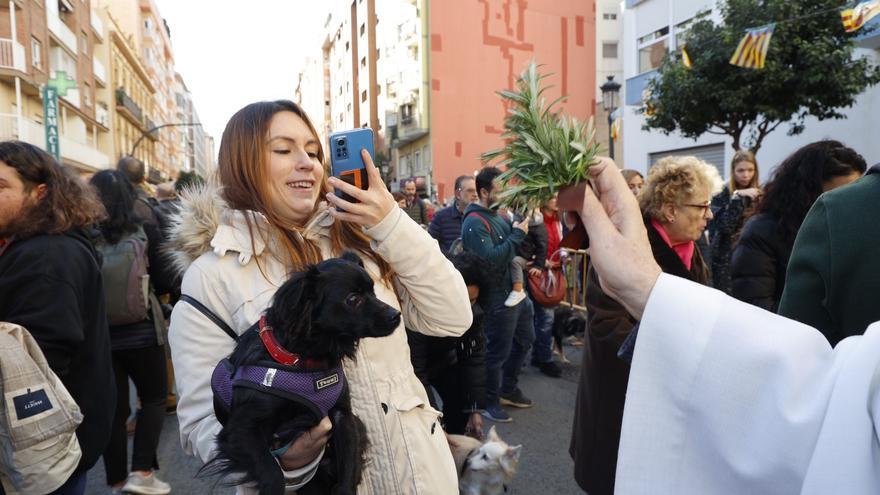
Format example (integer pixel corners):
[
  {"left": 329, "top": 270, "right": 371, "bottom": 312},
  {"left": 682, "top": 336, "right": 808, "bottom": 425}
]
[{"left": 448, "top": 426, "right": 522, "bottom": 495}]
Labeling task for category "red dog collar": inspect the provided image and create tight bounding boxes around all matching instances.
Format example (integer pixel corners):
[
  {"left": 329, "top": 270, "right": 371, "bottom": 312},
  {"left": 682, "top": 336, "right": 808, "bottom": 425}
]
[{"left": 258, "top": 315, "right": 327, "bottom": 369}]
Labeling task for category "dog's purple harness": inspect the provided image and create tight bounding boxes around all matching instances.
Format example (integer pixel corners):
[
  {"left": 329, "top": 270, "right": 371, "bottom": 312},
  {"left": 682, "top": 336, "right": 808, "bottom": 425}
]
[{"left": 211, "top": 358, "right": 345, "bottom": 422}]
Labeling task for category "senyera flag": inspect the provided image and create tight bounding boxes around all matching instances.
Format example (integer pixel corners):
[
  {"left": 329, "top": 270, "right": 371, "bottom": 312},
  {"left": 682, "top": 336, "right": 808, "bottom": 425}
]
[
  {"left": 841, "top": 1, "right": 880, "bottom": 33},
  {"left": 729, "top": 24, "right": 776, "bottom": 70}
]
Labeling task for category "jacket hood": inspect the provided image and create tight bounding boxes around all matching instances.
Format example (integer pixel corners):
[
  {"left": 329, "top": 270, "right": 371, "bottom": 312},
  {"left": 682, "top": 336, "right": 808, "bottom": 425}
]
[
  {"left": 463, "top": 202, "right": 495, "bottom": 217},
  {"left": 164, "top": 183, "right": 334, "bottom": 276}
]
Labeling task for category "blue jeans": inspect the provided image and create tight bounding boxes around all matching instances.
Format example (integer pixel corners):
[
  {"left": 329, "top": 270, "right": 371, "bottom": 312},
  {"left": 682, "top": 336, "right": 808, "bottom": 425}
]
[
  {"left": 531, "top": 298, "right": 555, "bottom": 364},
  {"left": 484, "top": 297, "right": 535, "bottom": 406}
]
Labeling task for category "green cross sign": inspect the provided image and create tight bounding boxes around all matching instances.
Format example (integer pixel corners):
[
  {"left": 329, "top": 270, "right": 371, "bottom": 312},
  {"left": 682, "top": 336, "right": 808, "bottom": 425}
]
[{"left": 48, "top": 71, "right": 78, "bottom": 97}]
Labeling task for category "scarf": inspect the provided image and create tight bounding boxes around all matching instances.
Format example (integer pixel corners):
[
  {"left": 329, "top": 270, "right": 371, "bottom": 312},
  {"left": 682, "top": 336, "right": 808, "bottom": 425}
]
[{"left": 650, "top": 219, "right": 694, "bottom": 270}]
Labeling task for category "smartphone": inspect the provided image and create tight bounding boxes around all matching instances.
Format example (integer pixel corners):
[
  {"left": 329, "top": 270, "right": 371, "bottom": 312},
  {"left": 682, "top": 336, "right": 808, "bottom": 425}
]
[{"left": 328, "top": 128, "right": 374, "bottom": 204}]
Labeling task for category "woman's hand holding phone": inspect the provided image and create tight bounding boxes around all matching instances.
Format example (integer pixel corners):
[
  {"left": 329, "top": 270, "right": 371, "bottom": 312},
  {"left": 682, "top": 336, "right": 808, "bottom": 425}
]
[{"left": 327, "top": 149, "right": 396, "bottom": 228}]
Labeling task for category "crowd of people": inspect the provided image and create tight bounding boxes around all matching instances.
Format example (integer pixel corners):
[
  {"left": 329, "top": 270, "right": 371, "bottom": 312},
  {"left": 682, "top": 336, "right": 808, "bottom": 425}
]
[{"left": 1, "top": 96, "right": 877, "bottom": 495}]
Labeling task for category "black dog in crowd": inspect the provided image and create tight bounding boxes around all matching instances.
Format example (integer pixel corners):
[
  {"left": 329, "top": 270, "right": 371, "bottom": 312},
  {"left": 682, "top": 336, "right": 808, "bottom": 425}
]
[
  {"left": 552, "top": 306, "right": 586, "bottom": 363},
  {"left": 205, "top": 252, "right": 401, "bottom": 495}
]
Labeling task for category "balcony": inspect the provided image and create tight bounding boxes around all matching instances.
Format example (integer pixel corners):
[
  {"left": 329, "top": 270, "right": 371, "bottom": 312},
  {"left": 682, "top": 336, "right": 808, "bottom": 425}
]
[
  {"left": 625, "top": 70, "right": 657, "bottom": 106},
  {"left": 0, "top": 38, "right": 26, "bottom": 72},
  {"left": 47, "top": 11, "right": 78, "bottom": 54},
  {"left": 115, "top": 87, "right": 144, "bottom": 127},
  {"left": 92, "top": 57, "right": 107, "bottom": 86},
  {"left": 96, "top": 103, "right": 109, "bottom": 127},
  {"left": 8, "top": 116, "right": 111, "bottom": 171},
  {"left": 90, "top": 9, "right": 104, "bottom": 41},
  {"left": 856, "top": 16, "right": 880, "bottom": 49},
  {"left": 144, "top": 116, "right": 159, "bottom": 141}
]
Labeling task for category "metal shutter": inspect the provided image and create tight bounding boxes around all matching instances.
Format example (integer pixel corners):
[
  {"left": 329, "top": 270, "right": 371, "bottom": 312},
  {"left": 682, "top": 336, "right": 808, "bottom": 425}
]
[{"left": 649, "top": 143, "right": 727, "bottom": 178}]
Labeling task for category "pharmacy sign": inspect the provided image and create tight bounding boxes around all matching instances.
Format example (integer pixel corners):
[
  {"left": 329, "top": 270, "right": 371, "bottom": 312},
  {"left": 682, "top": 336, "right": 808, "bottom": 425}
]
[{"left": 43, "top": 71, "right": 77, "bottom": 160}]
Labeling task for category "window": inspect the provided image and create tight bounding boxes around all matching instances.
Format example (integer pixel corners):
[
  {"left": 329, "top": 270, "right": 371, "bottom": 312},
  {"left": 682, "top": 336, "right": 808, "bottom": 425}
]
[
  {"left": 603, "top": 13, "right": 617, "bottom": 20},
  {"left": 361, "top": 90, "right": 367, "bottom": 102},
  {"left": 637, "top": 26, "right": 670, "bottom": 73},
  {"left": 82, "top": 82, "right": 91, "bottom": 107},
  {"left": 603, "top": 42, "right": 618, "bottom": 59},
  {"left": 360, "top": 23, "right": 365, "bottom": 36},
  {"left": 361, "top": 56, "right": 366, "bottom": 68},
  {"left": 31, "top": 37, "right": 42, "bottom": 69},
  {"left": 80, "top": 31, "right": 88, "bottom": 54},
  {"left": 345, "top": 41, "right": 349, "bottom": 51},
  {"left": 414, "top": 151, "right": 421, "bottom": 172}
]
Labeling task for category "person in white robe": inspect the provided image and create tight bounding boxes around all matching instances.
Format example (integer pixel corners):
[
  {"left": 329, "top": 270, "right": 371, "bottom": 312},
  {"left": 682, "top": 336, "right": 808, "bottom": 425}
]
[{"left": 558, "top": 158, "right": 880, "bottom": 495}]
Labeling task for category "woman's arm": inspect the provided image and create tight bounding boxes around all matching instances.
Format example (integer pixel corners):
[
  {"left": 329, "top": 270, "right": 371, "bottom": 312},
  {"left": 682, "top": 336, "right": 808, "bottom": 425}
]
[{"left": 365, "top": 207, "right": 473, "bottom": 337}]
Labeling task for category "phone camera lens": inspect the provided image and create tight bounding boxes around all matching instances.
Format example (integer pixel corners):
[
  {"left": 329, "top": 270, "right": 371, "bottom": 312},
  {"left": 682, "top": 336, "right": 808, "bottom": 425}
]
[{"left": 336, "top": 138, "right": 346, "bottom": 146}]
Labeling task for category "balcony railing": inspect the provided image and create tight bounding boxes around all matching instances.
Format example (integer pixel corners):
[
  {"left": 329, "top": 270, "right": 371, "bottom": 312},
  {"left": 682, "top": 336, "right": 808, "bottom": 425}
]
[
  {"left": 145, "top": 116, "right": 159, "bottom": 141},
  {"left": 47, "top": 12, "right": 78, "bottom": 54},
  {"left": 9, "top": 116, "right": 111, "bottom": 171},
  {"left": 115, "top": 87, "right": 144, "bottom": 126},
  {"left": 0, "top": 39, "right": 26, "bottom": 72},
  {"left": 0, "top": 113, "right": 20, "bottom": 140},
  {"left": 93, "top": 57, "right": 107, "bottom": 86}
]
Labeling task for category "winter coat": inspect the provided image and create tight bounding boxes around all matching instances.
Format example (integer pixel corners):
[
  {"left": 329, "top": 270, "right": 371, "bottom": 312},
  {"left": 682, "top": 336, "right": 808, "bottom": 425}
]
[
  {"left": 402, "top": 198, "right": 428, "bottom": 226},
  {"left": 708, "top": 186, "right": 754, "bottom": 294},
  {"left": 0, "top": 229, "right": 115, "bottom": 475},
  {"left": 730, "top": 212, "right": 792, "bottom": 312},
  {"left": 427, "top": 202, "right": 465, "bottom": 253},
  {"left": 406, "top": 302, "right": 487, "bottom": 414},
  {"left": 570, "top": 217, "right": 709, "bottom": 495},
  {"left": 460, "top": 203, "right": 526, "bottom": 308},
  {"left": 166, "top": 186, "right": 472, "bottom": 494},
  {"left": 516, "top": 212, "right": 549, "bottom": 268},
  {"left": 779, "top": 165, "right": 880, "bottom": 346}
]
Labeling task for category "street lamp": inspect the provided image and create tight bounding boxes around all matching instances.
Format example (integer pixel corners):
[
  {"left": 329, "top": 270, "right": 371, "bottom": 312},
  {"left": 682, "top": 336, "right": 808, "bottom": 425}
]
[
  {"left": 130, "top": 122, "right": 203, "bottom": 156},
  {"left": 600, "top": 75, "right": 621, "bottom": 160}
]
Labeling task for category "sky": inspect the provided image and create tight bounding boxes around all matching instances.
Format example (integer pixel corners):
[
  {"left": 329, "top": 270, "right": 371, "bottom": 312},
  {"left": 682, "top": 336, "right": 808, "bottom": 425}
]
[{"left": 157, "top": 1, "right": 346, "bottom": 143}]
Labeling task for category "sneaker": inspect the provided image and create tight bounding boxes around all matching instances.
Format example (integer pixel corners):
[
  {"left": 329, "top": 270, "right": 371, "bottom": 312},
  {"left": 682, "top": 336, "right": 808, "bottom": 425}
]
[
  {"left": 481, "top": 404, "right": 513, "bottom": 423},
  {"left": 122, "top": 471, "right": 171, "bottom": 495},
  {"left": 504, "top": 289, "right": 527, "bottom": 307},
  {"left": 537, "top": 361, "right": 563, "bottom": 378},
  {"left": 499, "top": 388, "right": 534, "bottom": 408}
]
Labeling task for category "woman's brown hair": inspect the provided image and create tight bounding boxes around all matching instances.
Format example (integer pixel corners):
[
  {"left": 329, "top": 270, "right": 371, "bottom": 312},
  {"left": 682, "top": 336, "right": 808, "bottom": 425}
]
[
  {"left": 217, "top": 100, "right": 391, "bottom": 280},
  {"left": 729, "top": 150, "right": 759, "bottom": 192},
  {"left": 0, "top": 140, "right": 105, "bottom": 239}
]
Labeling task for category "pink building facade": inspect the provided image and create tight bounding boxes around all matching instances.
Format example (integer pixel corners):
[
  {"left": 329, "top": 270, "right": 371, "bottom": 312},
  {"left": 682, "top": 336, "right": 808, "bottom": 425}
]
[{"left": 430, "top": 0, "right": 597, "bottom": 202}]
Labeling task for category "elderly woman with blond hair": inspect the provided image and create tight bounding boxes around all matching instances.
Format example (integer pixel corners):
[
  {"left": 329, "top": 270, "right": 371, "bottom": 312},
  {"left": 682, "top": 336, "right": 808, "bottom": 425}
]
[{"left": 570, "top": 155, "right": 720, "bottom": 495}]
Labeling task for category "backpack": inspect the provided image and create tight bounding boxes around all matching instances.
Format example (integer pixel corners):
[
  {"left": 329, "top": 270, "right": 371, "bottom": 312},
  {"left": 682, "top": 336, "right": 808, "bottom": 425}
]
[
  {"left": 448, "top": 212, "right": 492, "bottom": 256},
  {"left": 0, "top": 322, "right": 83, "bottom": 494},
  {"left": 96, "top": 227, "right": 151, "bottom": 326}
]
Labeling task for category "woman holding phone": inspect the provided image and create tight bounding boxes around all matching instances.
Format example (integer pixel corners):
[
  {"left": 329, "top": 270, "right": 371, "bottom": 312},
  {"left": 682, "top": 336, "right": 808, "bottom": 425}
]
[{"left": 167, "top": 100, "right": 471, "bottom": 493}]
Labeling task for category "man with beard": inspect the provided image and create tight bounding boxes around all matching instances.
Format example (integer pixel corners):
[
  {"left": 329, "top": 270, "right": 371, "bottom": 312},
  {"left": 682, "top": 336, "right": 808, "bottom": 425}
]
[
  {"left": 0, "top": 141, "right": 114, "bottom": 494},
  {"left": 461, "top": 167, "right": 535, "bottom": 423}
]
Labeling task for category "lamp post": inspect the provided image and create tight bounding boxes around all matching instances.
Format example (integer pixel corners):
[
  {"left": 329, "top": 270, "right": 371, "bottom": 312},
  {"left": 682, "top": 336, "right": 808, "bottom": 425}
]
[{"left": 600, "top": 75, "right": 621, "bottom": 160}]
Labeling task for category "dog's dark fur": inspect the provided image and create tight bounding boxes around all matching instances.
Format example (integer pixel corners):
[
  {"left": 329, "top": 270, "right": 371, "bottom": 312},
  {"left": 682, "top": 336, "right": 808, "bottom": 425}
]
[
  {"left": 551, "top": 306, "right": 586, "bottom": 363},
  {"left": 205, "top": 252, "right": 401, "bottom": 495}
]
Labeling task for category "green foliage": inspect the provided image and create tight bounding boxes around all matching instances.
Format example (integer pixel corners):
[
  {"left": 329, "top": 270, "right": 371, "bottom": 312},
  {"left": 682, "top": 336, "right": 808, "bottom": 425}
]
[
  {"left": 482, "top": 62, "right": 601, "bottom": 212},
  {"left": 644, "top": 0, "right": 880, "bottom": 153},
  {"left": 175, "top": 170, "right": 205, "bottom": 193}
]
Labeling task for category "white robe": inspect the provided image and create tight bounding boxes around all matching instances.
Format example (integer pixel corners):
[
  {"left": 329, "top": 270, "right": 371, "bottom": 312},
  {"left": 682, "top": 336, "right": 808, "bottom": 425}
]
[{"left": 616, "top": 274, "right": 880, "bottom": 495}]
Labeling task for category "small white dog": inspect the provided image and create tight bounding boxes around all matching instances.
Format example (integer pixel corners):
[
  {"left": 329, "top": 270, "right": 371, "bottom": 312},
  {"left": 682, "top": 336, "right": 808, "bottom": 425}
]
[{"left": 448, "top": 426, "right": 522, "bottom": 495}]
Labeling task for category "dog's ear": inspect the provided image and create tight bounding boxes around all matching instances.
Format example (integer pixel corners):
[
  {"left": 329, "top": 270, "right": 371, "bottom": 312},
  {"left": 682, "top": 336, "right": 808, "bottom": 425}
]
[
  {"left": 500, "top": 445, "right": 522, "bottom": 475},
  {"left": 340, "top": 250, "right": 365, "bottom": 268},
  {"left": 487, "top": 425, "right": 500, "bottom": 443},
  {"left": 268, "top": 267, "right": 319, "bottom": 328}
]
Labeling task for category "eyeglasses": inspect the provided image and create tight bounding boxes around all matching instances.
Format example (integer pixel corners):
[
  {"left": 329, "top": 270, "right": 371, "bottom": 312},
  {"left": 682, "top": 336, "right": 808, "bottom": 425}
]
[{"left": 681, "top": 202, "right": 712, "bottom": 216}]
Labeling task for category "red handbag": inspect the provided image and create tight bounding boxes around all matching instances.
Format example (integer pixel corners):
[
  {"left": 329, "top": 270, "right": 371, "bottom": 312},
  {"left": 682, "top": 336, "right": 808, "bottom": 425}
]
[{"left": 528, "top": 267, "right": 566, "bottom": 307}]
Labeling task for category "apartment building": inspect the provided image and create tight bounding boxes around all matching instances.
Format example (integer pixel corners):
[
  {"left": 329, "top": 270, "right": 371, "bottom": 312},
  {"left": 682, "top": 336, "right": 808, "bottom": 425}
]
[
  {"left": 300, "top": 0, "right": 597, "bottom": 202},
  {"left": 622, "top": 0, "right": 880, "bottom": 177},
  {"left": 0, "top": 0, "right": 111, "bottom": 173},
  {"left": 595, "top": 0, "right": 624, "bottom": 162},
  {"left": 173, "top": 71, "right": 213, "bottom": 178}
]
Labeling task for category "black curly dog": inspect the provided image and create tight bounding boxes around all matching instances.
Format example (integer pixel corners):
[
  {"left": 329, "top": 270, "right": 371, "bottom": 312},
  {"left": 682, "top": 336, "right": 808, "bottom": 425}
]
[{"left": 204, "top": 252, "right": 401, "bottom": 494}]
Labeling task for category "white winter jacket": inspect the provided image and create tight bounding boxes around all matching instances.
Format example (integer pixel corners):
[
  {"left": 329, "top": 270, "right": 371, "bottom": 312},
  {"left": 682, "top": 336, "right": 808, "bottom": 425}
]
[{"left": 166, "top": 186, "right": 471, "bottom": 494}]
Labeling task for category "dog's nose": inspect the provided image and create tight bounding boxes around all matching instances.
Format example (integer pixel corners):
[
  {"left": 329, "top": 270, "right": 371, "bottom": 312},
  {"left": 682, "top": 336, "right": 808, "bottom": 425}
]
[{"left": 386, "top": 309, "right": 401, "bottom": 327}]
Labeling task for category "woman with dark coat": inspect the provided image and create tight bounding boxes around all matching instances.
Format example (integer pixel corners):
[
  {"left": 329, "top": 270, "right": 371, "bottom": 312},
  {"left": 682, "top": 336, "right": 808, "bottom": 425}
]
[
  {"left": 570, "top": 155, "right": 718, "bottom": 494},
  {"left": 708, "top": 150, "right": 761, "bottom": 294},
  {"left": 90, "top": 170, "right": 176, "bottom": 495},
  {"left": 407, "top": 251, "right": 488, "bottom": 437},
  {"left": 730, "top": 141, "right": 866, "bottom": 312}
]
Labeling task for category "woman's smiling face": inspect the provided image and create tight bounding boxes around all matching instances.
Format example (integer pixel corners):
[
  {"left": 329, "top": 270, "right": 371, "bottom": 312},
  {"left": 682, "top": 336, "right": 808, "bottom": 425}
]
[{"left": 265, "top": 111, "right": 325, "bottom": 226}]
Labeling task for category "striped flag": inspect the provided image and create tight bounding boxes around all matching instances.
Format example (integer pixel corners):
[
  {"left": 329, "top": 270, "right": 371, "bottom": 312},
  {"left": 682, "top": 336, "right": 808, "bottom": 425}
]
[
  {"left": 681, "top": 45, "right": 693, "bottom": 69},
  {"left": 841, "top": 1, "right": 880, "bottom": 33},
  {"left": 729, "top": 24, "right": 776, "bottom": 69}
]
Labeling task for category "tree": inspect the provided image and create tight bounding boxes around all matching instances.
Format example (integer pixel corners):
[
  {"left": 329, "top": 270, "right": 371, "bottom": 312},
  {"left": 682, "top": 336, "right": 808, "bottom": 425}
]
[
  {"left": 643, "top": 0, "right": 880, "bottom": 154},
  {"left": 174, "top": 170, "right": 205, "bottom": 193}
]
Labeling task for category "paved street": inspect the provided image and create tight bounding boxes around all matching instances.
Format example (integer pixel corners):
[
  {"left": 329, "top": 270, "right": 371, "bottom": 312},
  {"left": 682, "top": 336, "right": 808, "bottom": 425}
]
[{"left": 86, "top": 345, "right": 585, "bottom": 495}]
